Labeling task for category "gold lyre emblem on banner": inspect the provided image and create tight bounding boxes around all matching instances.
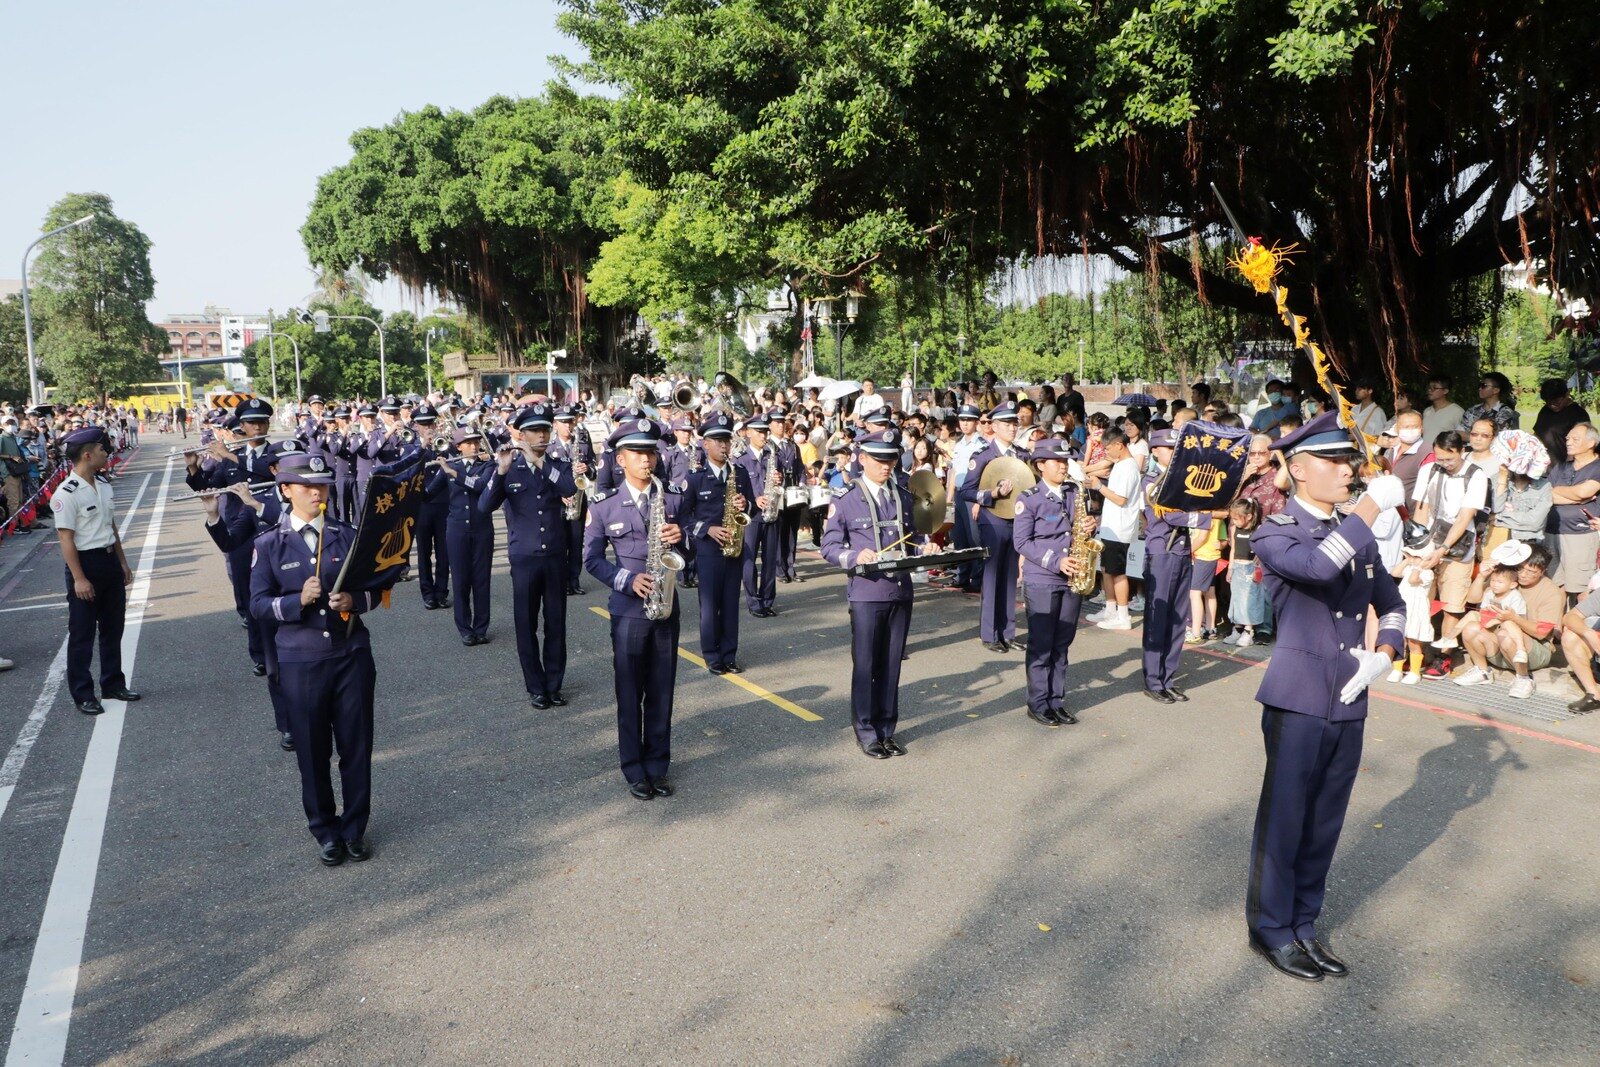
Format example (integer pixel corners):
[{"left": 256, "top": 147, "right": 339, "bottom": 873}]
[{"left": 1184, "top": 463, "right": 1226, "bottom": 498}]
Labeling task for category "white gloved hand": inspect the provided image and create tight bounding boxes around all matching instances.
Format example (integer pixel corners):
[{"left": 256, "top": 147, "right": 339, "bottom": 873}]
[
  {"left": 1362, "top": 474, "right": 1406, "bottom": 513},
  {"left": 1339, "top": 647, "right": 1393, "bottom": 704}
]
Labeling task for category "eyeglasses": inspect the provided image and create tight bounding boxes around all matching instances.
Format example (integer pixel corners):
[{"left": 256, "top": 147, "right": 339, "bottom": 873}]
[{"left": 1247, "top": 449, "right": 1270, "bottom": 457}]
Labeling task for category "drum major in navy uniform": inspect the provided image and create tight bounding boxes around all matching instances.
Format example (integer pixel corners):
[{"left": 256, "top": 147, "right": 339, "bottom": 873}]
[
  {"left": 249, "top": 452, "right": 395, "bottom": 867},
  {"left": 1245, "top": 411, "right": 1407, "bottom": 982}
]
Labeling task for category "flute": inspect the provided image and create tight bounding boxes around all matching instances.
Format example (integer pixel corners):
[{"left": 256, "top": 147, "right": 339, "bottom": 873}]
[{"left": 169, "top": 481, "right": 277, "bottom": 501}]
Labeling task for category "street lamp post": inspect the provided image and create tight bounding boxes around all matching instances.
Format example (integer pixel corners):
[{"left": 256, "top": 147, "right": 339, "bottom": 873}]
[
  {"left": 424, "top": 327, "right": 440, "bottom": 397},
  {"left": 911, "top": 340, "right": 920, "bottom": 398},
  {"left": 546, "top": 349, "right": 566, "bottom": 399},
  {"left": 266, "top": 306, "right": 279, "bottom": 407},
  {"left": 957, "top": 332, "right": 967, "bottom": 386},
  {"left": 815, "top": 293, "right": 862, "bottom": 380},
  {"left": 20, "top": 213, "right": 96, "bottom": 406},
  {"left": 314, "top": 312, "right": 387, "bottom": 395},
  {"left": 261, "top": 332, "right": 302, "bottom": 402},
  {"left": 1078, "top": 338, "right": 1086, "bottom": 382}
]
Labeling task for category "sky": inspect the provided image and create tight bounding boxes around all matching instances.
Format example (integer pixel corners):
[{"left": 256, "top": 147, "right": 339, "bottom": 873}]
[{"left": 0, "top": 0, "right": 572, "bottom": 322}]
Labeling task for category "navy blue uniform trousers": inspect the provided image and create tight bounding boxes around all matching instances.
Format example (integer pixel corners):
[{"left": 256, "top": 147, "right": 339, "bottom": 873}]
[
  {"left": 1023, "top": 585, "right": 1082, "bottom": 715},
  {"left": 64, "top": 548, "right": 127, "bottom": 704},
  {"left": 1142, "top": 536, "right": 1192, "bottom": 691},
  {"left": 743, "top": 518, "right": 781, "bottom": 612},
  {"left": 510, "top": 554, "right": 567, "bottom": 696},
  {"left": 280, "top": 650, "right": 377, "bottom": 846},
  {"left": 953, "top": 499, "right": 980, "bottom": 589},
  {"left": 415, "top": 501, "right": 449, "bottom": 603},
  {"left": 1247, "top": 707, "right": 1364, "bottom": 949},
  {"left": 564, "top": 500, "right": 585, "bottom": 590},
  {"left": 977, "top": 516, "right": 1019, "bottom": 642},
  {"left": 446, "top": 522, "right": 494, "bottom": 640},
  {"left": 695, "top": 539, "right": 742, "bottom": 668},
  {"left": 224, "top": 542, "right": 265, "bottom": 666},
  {"left": 259, "top": 618, "right": 291, "bottom": 734},
  {"left": 849, "top": 600, "right": 910, "bottom": 745},
  {"left": 611, "top": 614, "right": 678, "bottom": 784}
]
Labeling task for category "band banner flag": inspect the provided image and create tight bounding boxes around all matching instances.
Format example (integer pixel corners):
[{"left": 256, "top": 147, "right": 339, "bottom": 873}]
[
  {"left": 1152, "top": 420, "right": 1251, "bottom": 512},
  {"left": 333, "top": 453, "right": 425, "bottom": 596}
]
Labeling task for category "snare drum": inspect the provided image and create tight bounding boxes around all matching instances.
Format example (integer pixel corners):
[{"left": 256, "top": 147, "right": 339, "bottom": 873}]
[
  {"left": 784, "top": 486, "right": 809, "bottom": 509},
  {"left": 808, "top": 485, "right": 833, "bottom": 509}
]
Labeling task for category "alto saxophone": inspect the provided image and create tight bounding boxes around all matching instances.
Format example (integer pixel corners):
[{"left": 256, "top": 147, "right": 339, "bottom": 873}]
[
  {"left": 1067, "top": 480, "right": 1103, "bottom": 596},
  {"left": 721, "top": 465, "right": 749, "bottom": 558},
  {"left": 643, "top": 477, "right": 686, "bottom": 620}
]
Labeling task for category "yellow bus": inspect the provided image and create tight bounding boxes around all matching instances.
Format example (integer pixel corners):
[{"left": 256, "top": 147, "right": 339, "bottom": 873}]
[{"left": 43, "top": 381, "right": 193, "bottom": 413}]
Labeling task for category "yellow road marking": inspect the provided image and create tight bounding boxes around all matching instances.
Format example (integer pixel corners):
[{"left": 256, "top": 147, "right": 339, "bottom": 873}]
[{"left": 588, "top": 605, "right": 822, "bottom": 722}]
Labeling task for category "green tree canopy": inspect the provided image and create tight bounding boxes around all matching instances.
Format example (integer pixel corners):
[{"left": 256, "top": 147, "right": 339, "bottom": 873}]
[
  {"left": 558, "top": 0, "right": 1600, "bottom": 384},
  {"left": 0, "top": 295, "right": 31, "bottom": 406},
  {"left": 301, "top": 87, "right": 630, "bottom": 367},
  {"left": 29, "top": 193, "right": 165, "bottom": 404}
]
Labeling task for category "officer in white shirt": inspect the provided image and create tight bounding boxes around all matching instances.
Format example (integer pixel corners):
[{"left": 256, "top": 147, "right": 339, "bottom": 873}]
[{"left": 51, "top": 427, "right": 141, "bottom": 715}]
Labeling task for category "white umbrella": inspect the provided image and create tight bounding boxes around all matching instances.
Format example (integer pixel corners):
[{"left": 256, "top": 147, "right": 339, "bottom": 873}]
[
  {"left": 819, "top": 379, "right": 861, "bottom": 402},
  {"left": 794, "top": 373, "right": 834, "bottom": 389}
]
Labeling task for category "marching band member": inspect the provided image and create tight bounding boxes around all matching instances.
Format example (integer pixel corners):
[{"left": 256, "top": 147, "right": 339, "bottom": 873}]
[
  {"left": 249, "top": 452, "right": 392, "bottom": 866},
  {"left": 411, "top": 404, "right": 451, "bottom": 610},
  {"left": 550, "top": 404, "right": 592, "bottom": 595},
  {"left": 297, "top": 395, "right": 326, "bottom": 441},
  {"left": 202, "top": 448, "right": 293, "bottom": 749},
  {"left": 768, "top": 408, "right": 807, "bottom": 582},
  {"left": 1246, "top": 411, "right": 1406, "bottom": 982},
  {"left": 947, "top": 404, "right": 987, "bottom": 593},
  {"left": 683, "top": 412, "right": 756, "bottom": 674},
  {"left": 736, "top": 413, "right": 784, "bottom": 617},
  {"left": 51, "top": 426, "right": 141, "bottom": 716},
  {"left": 1140, "top": 428, "right": 1212, "bottom": 703},
  {"left": 481, "top": 402, "right": 577, "bottom": 709},
  {"left": 1012, "top": 437, "right": 1088, "bottom": 727},
  {"left": 665, "top": 417, "right": 701, "bottom": 589},
  {"left": 583, "top": 415, "right": 687, "bottom": 801},
  {"left": 820, "top": 427, "right": 937, "bottom": 758},
  {"left": 958, "top": 401, "right": 1026, "bottom": 652},
  {"left": 439, "top": 427, "right": 496, "bottom": 645},
  {"left": 348, "top": 403, "right": 381, "bottom": 516}
]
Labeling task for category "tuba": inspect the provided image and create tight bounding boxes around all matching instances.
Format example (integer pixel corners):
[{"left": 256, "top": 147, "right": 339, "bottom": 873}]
[
  {"left": 643, "top": 477, "right": 686, "bottom": 620},
  {"left": 708, "top": 372, "right": 751, "bottom": 419},
  {"left": 1067, "top": 481, "right": 1103, "bottom": 596}
]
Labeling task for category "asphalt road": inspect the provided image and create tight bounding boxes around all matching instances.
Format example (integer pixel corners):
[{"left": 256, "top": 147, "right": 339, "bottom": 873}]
[{"left": 1, "top": 433, "right": 1597, "bottom": 1066}]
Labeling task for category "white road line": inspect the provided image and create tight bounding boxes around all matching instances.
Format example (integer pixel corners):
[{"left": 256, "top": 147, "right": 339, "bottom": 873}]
[
  {"left": 5, "top": 459, "right": 171, "bottom": 1067},
  {"left": 0, "top": 604, "right": 68, "bottom": 614},
  {"left": 0, "top": 473, "right": 154, "bottom": 826}
]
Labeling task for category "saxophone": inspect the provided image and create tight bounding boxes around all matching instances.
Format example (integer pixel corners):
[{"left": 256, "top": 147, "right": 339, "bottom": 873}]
[
  {"left": 761, "top": 446, "right": 781, "bottom": 523},
  {"left": 1067, "top": 481, "right": 1103, "bottom": 596},
  {"left": 721, "top": 464, "right": 749, "bottom": 558},
  {"left": 643, "top": 477, "right": 686, "bottom": 620}
]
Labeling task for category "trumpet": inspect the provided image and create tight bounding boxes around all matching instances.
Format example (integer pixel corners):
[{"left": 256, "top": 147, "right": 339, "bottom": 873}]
[{"left": 170, "top": 480, "right": 277, "bottom": 502}]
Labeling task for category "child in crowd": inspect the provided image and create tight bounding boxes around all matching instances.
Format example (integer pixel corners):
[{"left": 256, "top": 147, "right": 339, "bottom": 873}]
[
  {"left": 1389, "top": 532, "right": 1438, "bottom": 684},
  {"left": 1224, "top": 498, "right": 1265, "bottom": 646},
  {"left": 1187, "top": 512, "right": 1224, "bottom": 642}
]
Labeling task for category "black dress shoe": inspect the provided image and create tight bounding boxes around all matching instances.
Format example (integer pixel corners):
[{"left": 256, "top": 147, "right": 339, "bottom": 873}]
[
  {"left": 1300, "top": 938, "right": 1348, "bottom": 977},
  {"left": 984, "top": 641, "right": 1009, "bottom": 653},
  {"left": 280, "top": 731, "right": 295, "bottom": 751},
  {"left": 1027, "top": 707, "right": 1060, "bottom": 728},
  {"left": 1164, "top": 686, "right": 1189, "bottom": 702},
  {"left": 436, "top": 598, "right": 451, "bottom": 609},
  {"left": 860, "top": 740, "right": 891, "bottom": 760},
  {"left": 474, "top": 634, "right": 490, "bottom": 645},
  {"left": 1055, "top": 707, "right": 1080, "bottom": 725},
  {"left": 344, "top": 838, "right": 372, "bottom": 862},
  {"left": 462, "top": 635, "right": 478, "bottom": 646},
  {"left": 779, "top": 575, "right": 792, "bottom": 583},
  {"left": 548, "top": 691, "right": 567, "bottom": 707},
  {"left": 651, "top": 777, "right": 675, "bottom": 797},
  {"left": 318, "top": 840, "right": 347, "bottom": 867},
  {"left": 724, "top": 662, "right": 743, "bottom": 674},
  {"left": 530, "top": 693, "right": 551, "bottom": 710},
  {"left": 882, "top": 736, "right": 906, "bottom": 756},
  {"left": 629, "top": 780, "right": 655, "bottom": 801},
  {"left": 1249, "top": 937, "right": 1324, "bottom": 982},
  {"left": 102, "top": 687, "right": 141, "bottom": 702},
  {"left": 77, "top": 699, "right": 105, "bottom": 716},
  {"left": 1144, "top": 688, "right": 1177, "bottom": 704},
  {"left": 422, "top": 599, "right": 438, "bottom": 610},
  {"left": 572, "top": 585, "right": 587, "bottom": 595},
  {"left": 708, "top": 663, "right": 728, "bottom": 675},
  {"left": 251, "top": 663, "right": 267, "bottom": 677}
]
